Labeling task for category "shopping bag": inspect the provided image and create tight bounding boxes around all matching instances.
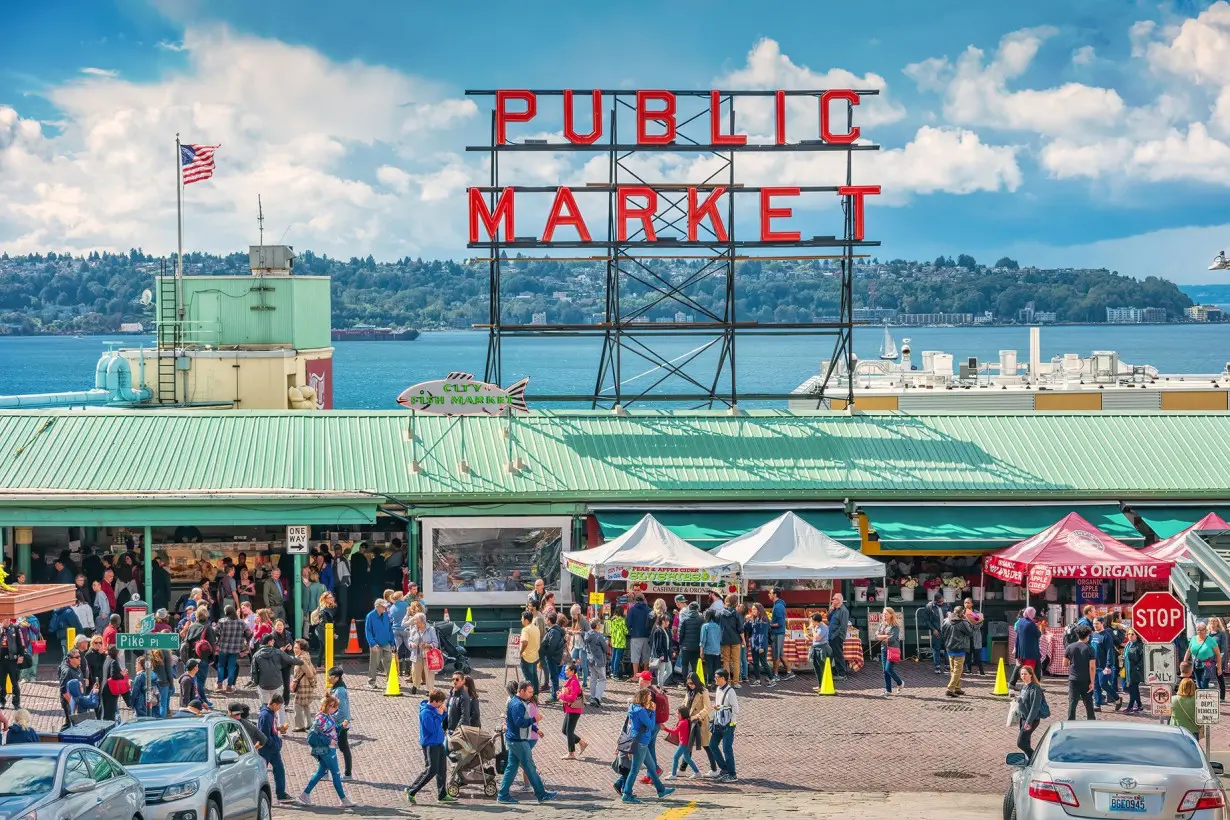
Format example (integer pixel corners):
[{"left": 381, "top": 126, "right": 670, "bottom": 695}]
[
  {"left": 887, "top": 647, "right": 902, "bottom": 663},
  {"left": 425, "top": 647, "right": 445, "bottom": 672}
]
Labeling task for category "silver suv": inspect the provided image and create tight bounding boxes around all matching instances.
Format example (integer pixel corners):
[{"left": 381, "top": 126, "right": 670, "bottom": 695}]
[{"left": 99, "top": 715, "right": 271, "bottom": 820}]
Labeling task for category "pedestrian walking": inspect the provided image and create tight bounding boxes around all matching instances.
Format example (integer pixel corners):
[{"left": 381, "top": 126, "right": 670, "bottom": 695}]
[
  {"left": 608, "top": 605, "right": 629, "bottom": 679},
  {"left": 677, "top": 602, "right": 702, "bottom": 684},
  {"left": 747, "top": 603, "right": 777, "bottom": 687},
  {"left": 626, "top": 593, "right": 653, "bottom": 678},
  {"left": 1012, "top": 607, "right": 1042, "bottom": 686},
  {"left": 1122, "top": 628, "right": 1145, "bottom": 712},
  {"left": 310, "top": 592, "right": 336, "bottom": 668},
  {"left": 617, "top": 688, "right": 675, "bottom": 803},
  {"left": 682, "top": 672, "right": 717, "bottom": 776},
  {"left": 1014, "top": 665, "right": 1049, "bottom": 755},
  {"left": 496, "top": 680, "right": 556, "bottom": 805},
  {"left": 179, "top": 659, "right": 202, "bottom": 708},
  {"left": 1064, "top": 625, "right": 1096, "bottom": 720},
  {"left": 258, "top": 695, "right": 294, "bottom": 803},
  {"left": 707, "top": 667, "right": 738, "bottom": 782},
  {"left": 297, "top": 694, "right": 356, "bottom": 808},
  {"left": 877, "top": 607, "right": 905, "bottom": 695},
  {"left": 541, "top": 615, "right": 568, "bottom": 702},
  {"left": 827, "top": 593, "right": 850, "bottom": 680},
  {"left": 1209, "top": 616, "right": 1229, "bottom": 701},
  {"left": 1091, "top": 619, "right": 1122, "bottom": 710},
  {"left": 100, "top": 647, "right": 129, "bottom": 722},
  {"left": 327, "top": 668, "right": 354, "bottom": 779},
  {"left": 664, "top": 705, "right": 698, "bottom": 779},
  {"left": 147, "top": 649, "right": 173, "bottom": 717},
  {"left": 404, "top": 688, "right": 455, "bottom": 804},
  {"left": 214, "top": 605, "right": 251, "bottom": 694},
  {"left": 700, "top": 610, "right": 721, "bottom": 687},
  {"left": 0, "top": 619, "right": 27, "bottom": 710},
  {"left": 807, "top": 612, "right": 831, "bottom": 693},
  {"left": 717, "top": 595, "right": 744, "bottom": 687},
  {"left": 962, "top": 598, "right": 986, "bottom": 676},
  {"left": 767, "top": 587, "right": 793, "bottom": 681},
  {"left": 1184, "top": 620, "right": 1222, "bottom": 691},
  {"left": 404, "top": 612, "right": 439, "bottom": 696},
  {"left": 18, "top": 616, "right": 40, "bottom": 684},
  {"left": 941, "top": 606, "right": 973, "bottom": 698},
  {"left": 446, "top": 671, "right": 480, "bottom": 731},
  {"left": 364, "top": 598, "right": 395, "bottom": 688},
  {"left": 559, "top": 663, "right": 587, "bottom": 760},
  {"left": 581, "top": 617, "right": 609, "bottom": 707},
  {"left": 291, "top": 639, "right": 319, "bottom": 731},
  {"left": 252, "top": 633, "right": 300, "bottom": 705},
  {"left": 922, "top": 593, "right": 947, "bottom": 675},
  {"left": 651, "top": 614, "right": 672, "bottom": 688}
]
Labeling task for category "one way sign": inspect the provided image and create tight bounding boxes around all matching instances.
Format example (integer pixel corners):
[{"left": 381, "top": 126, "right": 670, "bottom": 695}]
[{"left": 1144, "top": 643, "right": 1176, "bottom": 686}]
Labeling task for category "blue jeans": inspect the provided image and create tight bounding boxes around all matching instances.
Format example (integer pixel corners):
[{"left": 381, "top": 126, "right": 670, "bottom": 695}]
[
  {"left": 1094, "top": 669, "right": 1119, "bottom": 706},
  {"left": 157, "top": 684, "right": 171, "bottom": 718},
  {"left": 750, "top": 648, "right": 774, "bottom": 681},
  {"left": 930, "top": 633, "right": 944, "bottom": 672},
  {"left": 1195, "top": 661, "right": 1212, "bottom": 690},
  {"left": 520, "top": 660, "right": 539, "bottom": 696},
  {"left": 708, "top": 724, "right": 735, "bottom": 777},
  {"left": 647, "top": 723, "right": 660, "bottom": 772},
  {"left": 305, "top": 747, "right": 345, "bottom": 800},
  {"left": 498, "top": 740, "right": 546, "bottom": 801},
  {"left": 611, "top": 647, "right": 624, "bottom": 677},
  {"left": 216, "top": 653, "right": 238, "bottom": 687},
  {"left": 262, "top": 749, "right": 287, "bottom": 797},
  {"left": 671, "top": 744, "right": 698, "bottom": 776},
  {"left": 882, "top": 649, "right": 904, "bottom": 693},
  {"left": 194, "top": 667, "right": 212, "bottom": 706},
  {"left": 571, "top": 647, "right": 589, "bottom": 687},
  {"left": 622, "top": 743, "right": 665, "bottom": 799},
  {"left": 544, "top": 657, "right": 561, "bottom": 700}
]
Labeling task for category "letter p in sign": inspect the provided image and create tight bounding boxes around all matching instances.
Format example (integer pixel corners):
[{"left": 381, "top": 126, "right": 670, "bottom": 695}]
[
  {"left": 1133, "top": 591, "right": 1185, "bottom": 645},
  {"left": 286, "top": 525, "right": 310, "bottom": 555}
]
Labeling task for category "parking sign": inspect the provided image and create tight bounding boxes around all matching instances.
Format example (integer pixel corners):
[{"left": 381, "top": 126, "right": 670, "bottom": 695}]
[
  {"left": 1196, "top": 690, "right": 1220, "bottom": 725},
  {"left": 1150, "top": 685, "right": 1172, "bottom": 718},
  {"left": 286, "top": 525, "right": 310, "bottom": 554}
]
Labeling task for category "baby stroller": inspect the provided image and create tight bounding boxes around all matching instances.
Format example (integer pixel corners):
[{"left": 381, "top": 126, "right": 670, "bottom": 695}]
[
  {"left": 434, "top": 620, "right": 472, "bottom": 674},
  {"left": 445, "top": 727, "right": 503, "bottom": 798}
]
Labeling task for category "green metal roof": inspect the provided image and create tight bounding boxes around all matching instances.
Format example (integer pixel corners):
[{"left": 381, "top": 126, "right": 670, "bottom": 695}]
[
  {"left": 1135, "top": 507, "right": 1230, "bottom": 539},
  {"left": 863, "top": 504, "right": 1141, "bottom": 552},
  {"left": 1, "top": 410, "right": 1230, "bottom": 506}
]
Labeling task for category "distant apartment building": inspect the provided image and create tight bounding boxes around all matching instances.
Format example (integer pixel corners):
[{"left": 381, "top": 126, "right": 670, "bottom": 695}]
[
  {"left": 896, "top": 312, "right": 974, "bottom": 326},
  {"left": 973, "top": 311, "right": 995, "bottom": 325},
  {"left": 1107, "top": 306, "right": 1167, "bottom": 323},
  {"left": 531, "top": 312, "right": 547, "bottom": 325},
  {"left": 852, "top": 307, "right": 897, "bottom": 323},
  {"left": 1186, "top": 304, "right": 1225, "bottom": 322},
  {"left": 118, "top": 322, "right": 145, "bottom": 333},
  {"left": 1017, "top": 302, "right": 1056, "bottom": 323}
]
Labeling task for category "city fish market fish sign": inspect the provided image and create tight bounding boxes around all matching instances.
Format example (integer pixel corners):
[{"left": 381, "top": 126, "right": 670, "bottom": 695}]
[{"left": 397, "top": 372, "right": 529, "bottom": 416}]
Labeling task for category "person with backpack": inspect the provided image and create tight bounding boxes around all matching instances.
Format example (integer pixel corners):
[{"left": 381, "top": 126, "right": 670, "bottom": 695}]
[
  {"left": 558, "top": 662, "right": 587, "bottom": 760},
  {"left": 291, "top": 638, "right": 319, "bottom": 731},
  {"left": 746, "top": 603, "right": 777, "bottom": 687},
  {"left": 326, "top": 668, "right": 354, "bottom": 780},
  {"left": 496, "top": 679, "right": 556, "bottom": 805},
  {"left": 615, "top": 688, "right": 676, "bottom": 804},
  {"left": 717, "top": 595, "right": 744, "bottom": 687},
  {"left": 404, "top": 688, "right": 456, "bottom": 805},
  {"left": 258, "top": 695, "right": 294, "bottom": 803},
  {"left": 635, "top": 671, "right": 670, "bottom": 785},
  {"left": 941, "top": 607, "right": 974, "bottom": 698},
  {"left": 1014, "top": 665, "right": 1049, "bottom": 755},
  {"left": 707, "top": 667, "right": 739, "bottom": 782},
  {"left": 540, "top": 615, "right": 568, "bottom": 703},
  {"left": 298, "top": 693, "right": 355, "bottom": 808},
  {"left": 1013, "top": 607, "right": 1042, "bottom": 686}
]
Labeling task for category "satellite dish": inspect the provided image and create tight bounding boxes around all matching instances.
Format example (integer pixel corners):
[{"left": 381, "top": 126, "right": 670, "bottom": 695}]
[{"left": 139, "top": 289, "right": 153, "bottom": 306}]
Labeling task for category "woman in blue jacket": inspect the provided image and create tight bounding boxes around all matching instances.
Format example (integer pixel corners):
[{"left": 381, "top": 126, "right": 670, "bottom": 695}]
[{"left": 618, "top": 689, "right": 675, "bottom": 804}]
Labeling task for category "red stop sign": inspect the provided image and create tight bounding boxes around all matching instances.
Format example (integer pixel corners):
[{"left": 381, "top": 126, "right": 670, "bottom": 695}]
[{"left": 1133, "top": 591, "right": 1186, "bottom": 644}]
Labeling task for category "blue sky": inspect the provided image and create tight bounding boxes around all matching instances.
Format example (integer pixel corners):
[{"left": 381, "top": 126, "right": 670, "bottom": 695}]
[{"left": 3, "top": 0, "right": 1230, "bottom": 282}]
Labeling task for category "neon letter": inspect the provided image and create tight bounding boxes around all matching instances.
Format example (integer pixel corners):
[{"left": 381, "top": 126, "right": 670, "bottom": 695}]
[
  {"left": 636, "top": 91, "right": 677, "bottom": 145},
  {"left": 468, "top": 187, "right": 515, "bottom": 242},
  {"left": 495, "top": 90, "right": 536, "bottom": 145},
  {"left": 838, "top": 185, "right": 880, "bottom": 241},
  {"left": 775, "top": 90, "right": 787, "bottom": 145},
  {"left": 542, "top": 186, "right": 592, "bottom": 242},
  {"left": 563, "top": 90, "right": 602, "bottom": 145},
  {"left": 820, "top": 89, "right": 861, "bottom": 144},
  {"left": 760, "top": 187, "right": 801, "bottom": 242},
  {"left": 709, "top": 91, "right": 747, "bottom": 146},
  {"left": 687, "top": 186, "right": 728, "bottom": 242},
  {"left": 617, "top": 186, "right": 658, "bottom": 241}
]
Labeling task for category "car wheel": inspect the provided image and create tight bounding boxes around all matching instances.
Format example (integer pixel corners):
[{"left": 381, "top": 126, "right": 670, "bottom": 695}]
[
  {"left": 1003, "top": 789, "right": 1017, "bottom": 820},
  {"left": 257, "top": 790, "right": 272, "bottom": 820},
  {"left": 206, "top": 799, "right": 222, "bottom": 820}
]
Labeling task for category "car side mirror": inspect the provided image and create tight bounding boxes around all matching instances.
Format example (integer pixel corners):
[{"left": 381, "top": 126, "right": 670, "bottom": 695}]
[
  {"left": 1212, "top": 761, "right": 1225, "bottom": 776},
  {"left": 66, "top": 780, "right": 97, "bottom": 795},
  {"left": 217, "top": 750, "right": 239, "bottom": 765},
  {"left": 1005, "top": 752, "right": 1029, "bottom": 767}
]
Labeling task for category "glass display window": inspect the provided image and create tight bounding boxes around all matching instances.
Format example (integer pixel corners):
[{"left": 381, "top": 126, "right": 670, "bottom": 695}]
[{"left": 421, "top": 516, "right": 574, "bottom": 606}]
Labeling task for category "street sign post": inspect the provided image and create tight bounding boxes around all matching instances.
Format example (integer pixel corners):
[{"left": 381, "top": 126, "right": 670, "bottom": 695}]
[
  {"left": 117, "top": 633, "right": 180, "bottom": 652},
  {"left": 286, "top": 525, "right": 310, "bottom": 555},
  {"left": 1143, "top": 643, "right": 1176, "bottom": 686},
  {"left": 1149, "top": 685, "right": 1172, "bottom": 718},
  {"left": 1133, "top": 592, "right": 1186, "bottom": 645},
  {"left": 1196, "top": 689, "right": 1220, "bottom": 725}
]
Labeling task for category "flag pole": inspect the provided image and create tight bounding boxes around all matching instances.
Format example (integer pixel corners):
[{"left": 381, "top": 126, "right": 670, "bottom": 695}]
[{"left": 175, "top": 133, "right": 184, "bottom": 318}]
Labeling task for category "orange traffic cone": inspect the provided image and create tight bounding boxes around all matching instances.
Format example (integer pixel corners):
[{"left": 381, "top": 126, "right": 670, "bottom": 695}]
[{"left": 344, "top": 620, "right": 362, "bottom": 655}]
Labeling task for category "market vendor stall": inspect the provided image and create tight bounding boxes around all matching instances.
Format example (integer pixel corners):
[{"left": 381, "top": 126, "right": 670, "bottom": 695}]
[{"left": 1142, "top": 513, "right": 1230, "bottom": 562}]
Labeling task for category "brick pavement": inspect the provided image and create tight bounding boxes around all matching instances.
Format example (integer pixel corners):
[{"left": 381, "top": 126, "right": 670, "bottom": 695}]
[{"left": 11, "top": 656, "right": 1227, "bottom": 812}]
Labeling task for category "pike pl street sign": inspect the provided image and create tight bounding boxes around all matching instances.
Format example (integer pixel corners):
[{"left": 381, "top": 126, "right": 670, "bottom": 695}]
[{"left": 117, "top": 633, "right": 180, "bottom": 651}]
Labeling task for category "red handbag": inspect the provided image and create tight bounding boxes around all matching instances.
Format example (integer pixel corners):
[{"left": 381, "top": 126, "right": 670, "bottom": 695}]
[
  {"left": 107, "top": 676, "right": 131, "bottom": 696},
  {"left": 29, "top": 640, "right": 46, "bottom": 655},
  {"left": 887, "top": 647, "right": 902, "bottom": 663},
  {"left": 425, "top": 647, "right": 445, "bottom": 672}
]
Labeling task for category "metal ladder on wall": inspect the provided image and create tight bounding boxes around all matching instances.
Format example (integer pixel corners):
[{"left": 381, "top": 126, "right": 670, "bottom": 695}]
[{"left": 155, "top": 260, "right": 179, "bottom": 404}]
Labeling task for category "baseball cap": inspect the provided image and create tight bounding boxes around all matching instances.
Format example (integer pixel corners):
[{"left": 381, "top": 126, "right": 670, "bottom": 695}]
[
  {"left": 674, "top": 594, "right": 687, "bottom": 603},
  {"left": 637, "top": 670, "right": 653, "bottom": 682}
]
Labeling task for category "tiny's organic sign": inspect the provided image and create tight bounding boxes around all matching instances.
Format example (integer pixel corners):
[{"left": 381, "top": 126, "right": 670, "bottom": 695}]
[{"left": 397, "top": 372, "right": 529, "bottom": 416}]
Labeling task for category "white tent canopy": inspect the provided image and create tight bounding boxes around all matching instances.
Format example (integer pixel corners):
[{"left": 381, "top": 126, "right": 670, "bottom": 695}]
[
  {"left": 566, "top": 514, "right": 738, "bottom": 577},
  {"left": 713, "top": 512, "right": 886, "bottom": 580}
]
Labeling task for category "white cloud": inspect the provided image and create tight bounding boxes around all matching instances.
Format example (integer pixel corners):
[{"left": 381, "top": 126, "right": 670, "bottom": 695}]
[
  {"left": 79, "top": 67, "right": 118, "bottom": 78},
  {"left": 1072, "top": 45, "right": 1096, "bottom": 66},
  {"left": 905, "top": 27, "right": 1125, "bottom": 136},
  {"left": 0, "top": 25, "right": 479, "bottom": 259}
]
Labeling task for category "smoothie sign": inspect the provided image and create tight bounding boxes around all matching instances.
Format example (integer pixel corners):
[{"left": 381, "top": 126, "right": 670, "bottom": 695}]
[{"left": 397, "top": 372, "right": 529, "bottom": 416}]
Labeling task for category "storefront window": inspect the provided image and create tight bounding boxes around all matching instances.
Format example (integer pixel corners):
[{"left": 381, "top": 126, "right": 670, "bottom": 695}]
[{"left": 422, "top": 517, "right": 573, "bottom": 606}]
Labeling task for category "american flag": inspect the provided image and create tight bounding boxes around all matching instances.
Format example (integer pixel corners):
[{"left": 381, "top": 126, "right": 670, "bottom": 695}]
[{"left": 180, "top": 143, "right": 219, "bottom": 185}]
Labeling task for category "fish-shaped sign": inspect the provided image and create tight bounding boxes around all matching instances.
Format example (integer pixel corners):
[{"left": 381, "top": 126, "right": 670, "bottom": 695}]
[{"left": 396, "top": 372, "right": 530, "bottom": 416}]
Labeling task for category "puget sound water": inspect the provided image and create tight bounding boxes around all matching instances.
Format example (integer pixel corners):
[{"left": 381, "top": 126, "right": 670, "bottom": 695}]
[{"left": 2, "top": 324, "right": 1229, "bottom": 410}]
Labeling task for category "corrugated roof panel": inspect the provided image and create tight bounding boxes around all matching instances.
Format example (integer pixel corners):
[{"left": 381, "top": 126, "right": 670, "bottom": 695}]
[{"left": 0, "top": 410, "right": 1229, "bottom": 503}]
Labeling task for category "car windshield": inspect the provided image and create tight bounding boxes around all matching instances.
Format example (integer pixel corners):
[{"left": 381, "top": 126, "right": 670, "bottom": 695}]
[
  {"left": 0, "top": 757, "right": 57, "bottom": 796},
  {"left": 99, "top": 727, "right": 209, "bottom": 765},
  {"left": 1048, "top": 728, "right": 1204, "bottom": 768}
]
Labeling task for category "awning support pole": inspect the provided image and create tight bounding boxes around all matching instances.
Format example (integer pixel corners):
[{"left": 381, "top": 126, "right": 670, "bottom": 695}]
[{"left": 144, "top": 525, "right": 153, "bottom": 605}]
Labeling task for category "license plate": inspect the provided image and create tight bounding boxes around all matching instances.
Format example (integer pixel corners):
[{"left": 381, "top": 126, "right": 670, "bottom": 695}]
[{"left": 1109, "top": 794, "right": 1147, "bottom": 813}]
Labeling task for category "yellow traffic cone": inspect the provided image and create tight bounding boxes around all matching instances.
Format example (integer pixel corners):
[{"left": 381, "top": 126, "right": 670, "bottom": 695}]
[
  {"left": 819, "top": 657, "right": 836, "bottom": 695},
  {"left": 465, "top": 608, "right": 473, "bottom": 623},
  {"left": 695, "top": 655, "right": 705, "bottom": 686},
  {"left": 385, "top": 654, "right": 402, "bottom": 697},
  {"left": 993, "top": 658, "right": 1009, "bottom": 696}
]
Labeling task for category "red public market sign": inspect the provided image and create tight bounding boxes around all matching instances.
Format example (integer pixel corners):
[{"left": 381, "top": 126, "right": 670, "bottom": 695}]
[{"left": 1133, "top": 591, "right": 1186, "bottom": 644}]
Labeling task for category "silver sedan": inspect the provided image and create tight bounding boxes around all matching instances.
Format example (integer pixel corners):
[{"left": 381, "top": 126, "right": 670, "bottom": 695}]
[
  {"left": 1005, "top": 721, "right": 1226, "bottom": 819},
  {"left": 0, "top": 742, "right": 145, "bottom": 820}
]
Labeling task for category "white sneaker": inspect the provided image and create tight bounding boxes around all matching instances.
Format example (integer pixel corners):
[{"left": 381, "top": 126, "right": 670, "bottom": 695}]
[
  {"left": 688, "top": 770, "right": 701, "bottom": 779},
  {"left": 341, "top": 798, "right": 357, "bottom": 808},
  {"left": 297, "top": 793, "right": 312, "bottom": 806},
  {"left": 664, "top": 773, "right": 676, "bottom": 780},
  {"left": 702, "top": 769, "right": 719, "bottom": 779}
]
